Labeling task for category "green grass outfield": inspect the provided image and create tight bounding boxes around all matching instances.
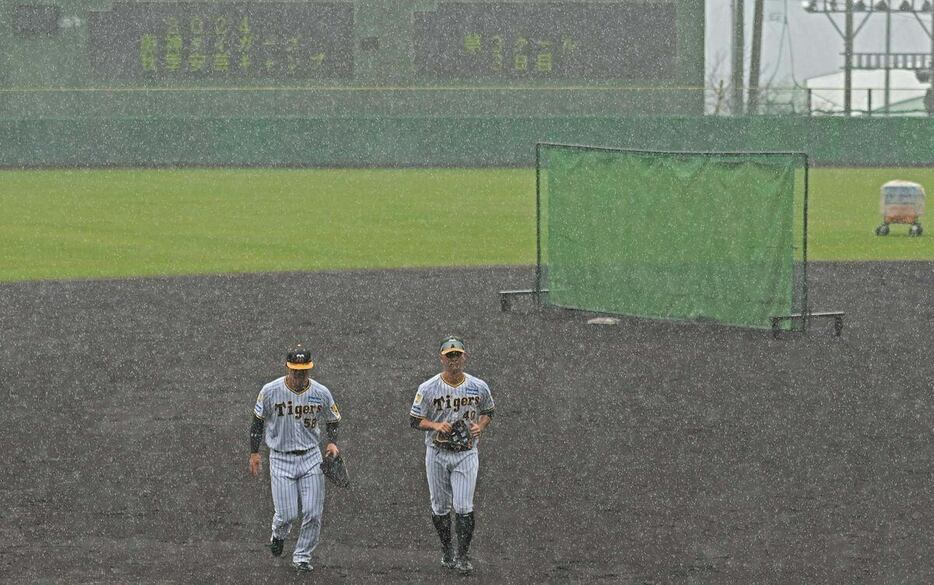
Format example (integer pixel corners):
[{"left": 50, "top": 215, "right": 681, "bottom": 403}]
[{"left": 1, "top": 167, "right": 932, "bottom": 282}]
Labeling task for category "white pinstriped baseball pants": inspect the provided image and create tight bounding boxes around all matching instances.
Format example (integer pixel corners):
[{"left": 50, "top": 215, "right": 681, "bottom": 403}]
[
  {"left": 425, "top": 446, "right": 479, "bottom": 515},
  {"left": 269, "top": 450, "right": 325, "bottom": 564}
]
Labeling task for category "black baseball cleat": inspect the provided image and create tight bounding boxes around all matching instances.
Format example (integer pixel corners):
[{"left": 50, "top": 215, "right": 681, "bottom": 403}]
[
  {"left": 441, "top": 550, "right": 457, "bottom": 569},
  {"left": 268, "top": 536, "right": 285, "bottom": 557},
  {"left": 292, "top": 561, "right": 313, "bottom": 573},
  {"left": 455, "top": 556, "right": 473, "bottom": 575}
]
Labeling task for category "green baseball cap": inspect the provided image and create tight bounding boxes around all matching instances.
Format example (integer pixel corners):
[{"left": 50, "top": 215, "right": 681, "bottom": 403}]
[{"left": 440, "top": 336, "right": 466, "bottom": 355}]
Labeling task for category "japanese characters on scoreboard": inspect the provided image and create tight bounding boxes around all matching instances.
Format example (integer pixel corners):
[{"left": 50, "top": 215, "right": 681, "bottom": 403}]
[
  {"left": 413, "top": 2, "right": 678, "bottom": 81},
  {"left": 87, "top": 2, "right": 354, "bottom": 80},
  {"left": 83, "top": 1, "right": 677, "bottom": 83}
]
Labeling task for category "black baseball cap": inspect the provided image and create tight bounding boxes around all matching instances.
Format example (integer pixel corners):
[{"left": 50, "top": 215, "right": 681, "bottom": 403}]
[
  {"left": 286, "top": 345, "right": 314, "bottom": 370},
  {"left": 440, "top": 336, "right": 466, "bottom": 355}
]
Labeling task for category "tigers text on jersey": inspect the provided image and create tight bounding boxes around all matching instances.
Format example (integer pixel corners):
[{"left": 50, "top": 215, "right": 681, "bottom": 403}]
[
  {"left": 254, "top": 376, "right": 341, "bottom": 454},
  {"left": 410, "top": 373, "right": 495, "bottom": 448}
]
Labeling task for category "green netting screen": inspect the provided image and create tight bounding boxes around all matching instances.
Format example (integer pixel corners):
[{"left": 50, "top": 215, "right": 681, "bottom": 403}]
[{"left": 536, "top": 145, "right": 806, "bottom": 329}]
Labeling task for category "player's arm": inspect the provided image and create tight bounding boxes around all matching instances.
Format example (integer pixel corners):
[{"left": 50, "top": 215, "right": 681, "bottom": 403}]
[
  {"left": 250, "top": 414, "right": 265, "bottom": 452},
  {"left": 469, "top": 411, "right": 493, "bottom": 438},
  {"left": 322, "top": 421, "right": 340, "bottom": 458},
  {"left": 411, "top": 415, "right": 452, "bottom": 433},
  {"left": 410, "top": 389, "right": 450, "bottom": 432},
  {"left": 325, "top": 420, "right": 340, "bottom": 449},
  {"left": 477, "top": 411, "right": 494, "bottom": 430},
  {"left": 248, "top": 414, "right": 265, "bottom": 476},
  {"left": 323, "top": 393, "right": 341, "bottom": 456},
  {"left": 410, "top": 415, "right": 433, "bottom": 430},
  {"left": 471, "top": 382, "right": 495, "bottom": 437}
]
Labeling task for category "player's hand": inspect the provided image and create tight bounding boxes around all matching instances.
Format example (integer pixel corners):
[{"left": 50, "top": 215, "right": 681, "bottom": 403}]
[
  {"left": 324, "top": 442, "right": 340, "bottom": 459},
  {"left": 249, "top": 453, "right": 263, "bottom": 476},
  {"left": 469, "top": 422, "right": 482, "bottom": 438},
  {"left": 434, "top": 421, "right": 453, "bottom": 434}
]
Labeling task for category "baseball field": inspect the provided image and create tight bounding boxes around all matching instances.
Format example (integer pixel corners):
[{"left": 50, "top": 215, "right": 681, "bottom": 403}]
[
  {"left": 2, "top": 167, "right": 934, "bottom": 282},
  {"left": 1, "top": 167, "right": 933, "bottom": 584}
]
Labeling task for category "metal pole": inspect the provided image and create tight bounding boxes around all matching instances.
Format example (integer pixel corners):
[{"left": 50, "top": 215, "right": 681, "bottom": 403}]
[
  {"left": 802, "top": 155, "right": 810, "bottom": 332},
  {"left": 748, "top": 0, "right": 765, "bottom": 113},
  {"left": 732, "top": 0, "right": 746, "bottom": 114},
  {"left": 844, "top": 0, "right": 854, "bottom": 116},
  {"left": 930, "top": 0, "right": 934, "bottom": 105},
  {"left": 884, "top": 8, "right": 891, "bottom": 114},
  {"left": 534, "top": 143, "right": 542, "bottom": 307}
]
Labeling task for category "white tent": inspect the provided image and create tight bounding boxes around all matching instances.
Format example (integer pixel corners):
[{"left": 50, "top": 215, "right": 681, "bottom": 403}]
[{"left": 804, "top": 69, "right": 929, "bottom": 115}]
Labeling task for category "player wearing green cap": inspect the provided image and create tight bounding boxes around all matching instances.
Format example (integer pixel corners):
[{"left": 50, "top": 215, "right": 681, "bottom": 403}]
[{"left": 409, "top": 336, "right": 495, "bottom": 575}]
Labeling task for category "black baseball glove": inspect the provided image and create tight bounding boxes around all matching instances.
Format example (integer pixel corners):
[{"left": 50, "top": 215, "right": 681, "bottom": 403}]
[
  {"left": 445, "top": 419, "right": 473, "bottom": 452},
  {"left": 321, "top": 452, "right": 350, "bottom": 488}
]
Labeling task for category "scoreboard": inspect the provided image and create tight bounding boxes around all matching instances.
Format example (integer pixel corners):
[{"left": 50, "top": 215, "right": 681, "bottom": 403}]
[
  {"left": 1, "top": 0, "right": 704, "bottom": 117},
  {"left": 73, "top": 1, "right": 677, "bottom": 82},
  {"left": 87, "top": 2, "right": 355, "bottom": 80},
  {"left": 413, "top": 3, "right": 677, "bottom": 81}
]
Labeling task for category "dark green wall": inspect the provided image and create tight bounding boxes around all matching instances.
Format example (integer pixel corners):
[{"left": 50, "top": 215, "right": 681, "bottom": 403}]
[
  {"left": 0, "top": 0, "right": 706, "bottom": 118},
  {"left": 1, "top": 116, "right": 932, "bottom": 167}
]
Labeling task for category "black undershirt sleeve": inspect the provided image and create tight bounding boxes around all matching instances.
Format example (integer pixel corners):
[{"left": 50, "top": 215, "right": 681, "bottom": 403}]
[
  {"left": 410, "top": 415, "right": 424, "bottom": 429},
  {"left": 250, "top": 415, "right": 264, "bottom": 453},
  {"left": 325, "top": 421, "right": 340, "bottom": 444}
]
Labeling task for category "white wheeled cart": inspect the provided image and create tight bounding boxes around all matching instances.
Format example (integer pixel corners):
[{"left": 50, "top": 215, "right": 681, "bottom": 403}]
[{"left": 875, "top": 180, "right": 925, "bottom": 236}]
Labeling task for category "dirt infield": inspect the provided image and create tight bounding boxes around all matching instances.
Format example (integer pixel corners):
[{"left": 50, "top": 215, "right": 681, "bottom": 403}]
[{"left": 1, "top": 263, "right": 933, "bottom": 584}]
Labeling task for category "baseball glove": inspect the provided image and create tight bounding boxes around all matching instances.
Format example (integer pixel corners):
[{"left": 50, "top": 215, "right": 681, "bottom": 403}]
[
  {"left": 444, "top": 419, "right": 473, "bottom": 452},
  {"left": 321, "top": 453, "right": 350, "bottom": 488}
]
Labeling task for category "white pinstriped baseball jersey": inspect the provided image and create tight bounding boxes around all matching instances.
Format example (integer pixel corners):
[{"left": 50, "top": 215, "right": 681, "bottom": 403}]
[
  {"left": 410, "top": 373, "right": 494, "bottom": 448},
  {"left": 254, "top": 376, "right": 341, "bottom": 455}
]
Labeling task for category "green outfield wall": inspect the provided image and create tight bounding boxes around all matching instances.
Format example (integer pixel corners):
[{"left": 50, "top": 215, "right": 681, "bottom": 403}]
[
  {"left": 1, "top": 116, "right": 932, "bottom": 167},
  {"left": 0, "top": 0, "right": 705, "bottom": 118}
]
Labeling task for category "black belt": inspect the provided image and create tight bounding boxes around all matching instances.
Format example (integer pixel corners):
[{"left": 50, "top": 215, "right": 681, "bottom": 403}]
[
  {"left": 274, "top": 448, "right": 310, "bottom": 455},
  {"left": 433, "top": 441, "right": 472, "bottom": 453}
]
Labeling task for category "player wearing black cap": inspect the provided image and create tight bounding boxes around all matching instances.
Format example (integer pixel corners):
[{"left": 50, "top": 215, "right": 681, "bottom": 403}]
[{"left": 248, "top": 344, "right": 342, "bottom": 573}]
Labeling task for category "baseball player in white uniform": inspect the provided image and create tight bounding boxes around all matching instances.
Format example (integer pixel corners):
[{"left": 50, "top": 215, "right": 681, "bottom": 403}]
[
  {"left": 409, "top": 336, "right": 495, "bottom": 575},
  {"left": 248, "top": 345, "right": 342, "bottom": 573}
]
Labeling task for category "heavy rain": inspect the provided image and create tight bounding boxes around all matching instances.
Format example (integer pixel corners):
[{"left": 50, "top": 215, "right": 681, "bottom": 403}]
[{"left": 2, "top": 0, "right": 934, "bottom": 583}]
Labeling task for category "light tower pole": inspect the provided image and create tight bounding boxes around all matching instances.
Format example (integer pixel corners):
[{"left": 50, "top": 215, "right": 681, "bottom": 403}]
[
  {"left": 884, "top": 7, "right": 891, "bottom": 113},
  {"left": 802, "top": 0, "right": 934, "bottom": 116},
  {"left": 732, "top": 0, "right": 746, "bottom": 114},
  {"left": 749, "top": 0, "right": 765, "bottom": 113},
  {"left": 930, "top": 0, "right": 934, "bottom": 103},
  {"left": 844, "top": 0, "right": 854, "bottom": 115}
]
